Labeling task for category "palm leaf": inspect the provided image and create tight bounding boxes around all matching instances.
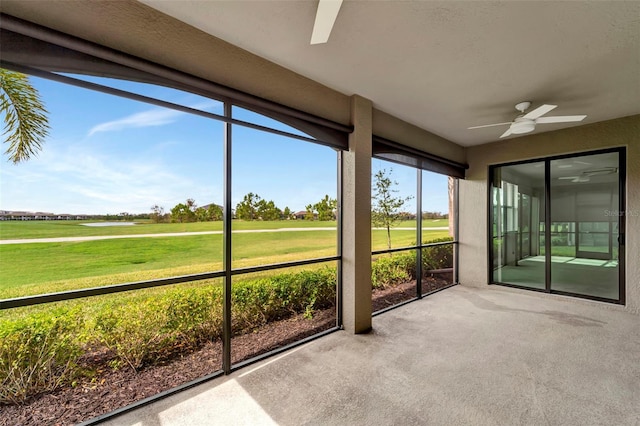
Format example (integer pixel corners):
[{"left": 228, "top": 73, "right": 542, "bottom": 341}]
[{"left": 0, "top": 69, "right": 50, "bottom": 163}]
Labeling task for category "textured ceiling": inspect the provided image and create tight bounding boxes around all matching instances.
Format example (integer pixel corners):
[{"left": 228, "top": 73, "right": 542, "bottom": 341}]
[{"left": 140, "top": 0, "right": 640, "bottom": 147}]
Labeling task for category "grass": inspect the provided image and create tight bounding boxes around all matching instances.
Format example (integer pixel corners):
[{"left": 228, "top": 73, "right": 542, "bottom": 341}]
[
  {"left": 0, "top": 219, "right": 448, "bottom": 240},
  {"left": 0, "top": 220, "right": 452, "bottom": 299},
  {"left": 0, "top": 220, "right": 333, "bottom": 240}
]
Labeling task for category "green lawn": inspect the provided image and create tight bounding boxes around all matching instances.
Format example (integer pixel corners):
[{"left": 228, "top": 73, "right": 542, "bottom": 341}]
[
  {"left": 0, "top": 219, "right": 448, "bottom": 240},
  {"left": 0, "top": 220, "right": 451, "bottom": 299},
  {"left": 0, "top": 219, "right": 337, "bottom": 240}
]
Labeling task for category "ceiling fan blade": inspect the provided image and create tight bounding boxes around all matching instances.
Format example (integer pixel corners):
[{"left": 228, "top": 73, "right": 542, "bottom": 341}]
[
  {"left": 558, "top": 176, "right": 580, "bottom": 180},
  {"left": 499, "top": 128, "right": 513, "bottom": 138},
  {"left": 310, "top": 0, "right": 343, "bottom": 45},
  {"left": 467, "top": 122, "right": 512, "bottom": 130},
  {"left": 536, "top": 115, "right": 587, "bottom": 124},
  {"left": 523, "top": 104, "right": 557, "bottom": 120}
]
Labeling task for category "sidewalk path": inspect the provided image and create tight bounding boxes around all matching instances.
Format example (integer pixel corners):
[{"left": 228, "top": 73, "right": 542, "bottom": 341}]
[{"left": 0, "top": 227, "right": 448, "bottom": 245}]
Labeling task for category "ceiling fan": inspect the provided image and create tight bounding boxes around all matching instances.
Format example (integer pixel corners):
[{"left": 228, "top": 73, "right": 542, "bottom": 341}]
[
  {"left": 468, "top": 102, "right": 587, "bottom": 139},
  {"left": 311, "top": 0, "right": 344, "bottom": 44},
  {"left": 558, "top": 167, "right": 618, "bottom": 183}
]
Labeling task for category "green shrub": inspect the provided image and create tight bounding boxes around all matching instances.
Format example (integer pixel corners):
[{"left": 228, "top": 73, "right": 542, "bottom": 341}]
[
  {"left": 165, "top": 286, "right": 224, "bottom": 345},
  {"left": 0, "top": 308, "right": 83, "bottom": 404},
  {"left": 94, "top": 268, "right": 336, "bottom": 370},
  {"left": 232, "top": 268, "right": 336, "bottom": 332},
  {"left": 372, "top": 252, "right": 415, "bottom": 289},
  {"left": 422, "top": 237, "right": 454, "bottom": 270},
  {"left": 1, "top": 266, "right": 336, "bottom": 401},
  {"left": 94, "top": 285, "right": 223, "bottom": 370},
  {"left": 371, "top": 238, "right": 454, "bottom": 288}
]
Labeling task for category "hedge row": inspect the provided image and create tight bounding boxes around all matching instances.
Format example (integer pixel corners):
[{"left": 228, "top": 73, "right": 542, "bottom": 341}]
[
  {"left": 0, "top": 268, "right": 336, "bottom": 403},
  {"left": 372, "top": 237, "right": 453, "bottom": 288},
  {"left": 0, "top": 239, "right": 453, "bottom": 403}
]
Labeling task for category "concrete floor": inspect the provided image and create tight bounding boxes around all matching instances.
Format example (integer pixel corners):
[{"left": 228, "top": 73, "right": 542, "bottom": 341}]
[{"left": 101, "top": 286, "right": 640, "bottom": 426}]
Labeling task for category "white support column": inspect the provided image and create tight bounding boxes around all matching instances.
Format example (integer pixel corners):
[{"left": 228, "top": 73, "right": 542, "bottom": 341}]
[{"left": 342, "top": 95, "right": 372, "bottom": 333}]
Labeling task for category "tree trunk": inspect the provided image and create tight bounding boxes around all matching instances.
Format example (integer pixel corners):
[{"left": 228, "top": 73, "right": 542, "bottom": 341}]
[{"left": 386, "top": 225, "right": 392, "bottom": 250}]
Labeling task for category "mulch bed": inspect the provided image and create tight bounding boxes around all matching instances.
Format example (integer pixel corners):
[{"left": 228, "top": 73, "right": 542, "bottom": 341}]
[
  {"left": 0, "top": 277, "right": 451, "bottom": 426},
  {"left": 372, "top": 274, "right": 453, "bottom": 312}
]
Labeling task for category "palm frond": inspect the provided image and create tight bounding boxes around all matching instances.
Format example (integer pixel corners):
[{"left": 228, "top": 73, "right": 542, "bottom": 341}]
[{"left": 0, "top": 69, "right": 50, "bottom": 164}]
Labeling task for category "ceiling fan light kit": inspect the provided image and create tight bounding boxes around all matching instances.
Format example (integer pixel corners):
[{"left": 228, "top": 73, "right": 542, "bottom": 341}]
[
  {"left": 510, "top": 117, "right": 536, "bottom": 134},
  {"left": 469, "top": 101, "right": 587, "bottom": 139}
]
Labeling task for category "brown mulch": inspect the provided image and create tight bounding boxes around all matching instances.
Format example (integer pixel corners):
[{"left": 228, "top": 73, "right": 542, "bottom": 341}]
[
  {"left": 372, "top": 274, "right": 453, "bottom": 312},
  {"left": 0, "top": 278, "right": 451, "bottom": 426}
]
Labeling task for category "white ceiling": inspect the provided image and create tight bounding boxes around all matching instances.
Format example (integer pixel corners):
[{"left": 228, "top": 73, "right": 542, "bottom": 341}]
[{"left": 140, "top": 0, "right": 640, "bottom": 147}]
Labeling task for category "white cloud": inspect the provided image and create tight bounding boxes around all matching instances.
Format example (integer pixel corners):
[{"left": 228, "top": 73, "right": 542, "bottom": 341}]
[
  {"left": 86, "top": 99, "right": 222, "bottom": 137},
  {"left": 1, "top": 141, "right": 220, "bottom": 214},
  {"left": 88, "top": 108, "right": 184, "bottom": 136}
]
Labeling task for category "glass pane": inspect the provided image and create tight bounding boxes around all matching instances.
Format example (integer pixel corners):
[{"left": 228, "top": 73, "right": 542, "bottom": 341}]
[
  {"left": 231, "top": 125, "right": 337, "bottom": 268},
  {"left": 550, "top": 152, "right": 620, "bottom": 299},
  {"left": 372, "top": 250, "right": 417, "bottom": 312},
  {"left": 231, "top": 262, "right": 337, "bottom": 364},
  {"left": 490, "top": 162, "right": 545, "bottom": 290},
  {"left": 0, "top": 280, "right": 223, "bottom": 423},
  {"left": 371, "top": 159, "right": 417, "bottom": 251},
  {"left": 0, "top": 76, "right": 224, "bottom": 300}
]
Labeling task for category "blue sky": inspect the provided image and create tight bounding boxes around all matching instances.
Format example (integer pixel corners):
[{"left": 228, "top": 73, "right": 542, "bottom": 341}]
[{"left": 0, "top": 74, "right": 449, "bottom": 215}]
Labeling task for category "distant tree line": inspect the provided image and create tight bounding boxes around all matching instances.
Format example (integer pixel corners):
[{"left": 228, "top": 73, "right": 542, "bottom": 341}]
[
  {"left": 152, "top": 171, "right": 446, "bottom": 228},
  {"left": 151, "top": 193, "right": 338, "bottom": 223},
  {"left": 422, "top": 211, "right": 448, "bottom": 220}
]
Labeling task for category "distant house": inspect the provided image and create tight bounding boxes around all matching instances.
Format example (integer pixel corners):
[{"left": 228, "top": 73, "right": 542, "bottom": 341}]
[
  {"left": 199, "top": 203, "right": 223, "bottom": 211},
  {"left": 1, "top": 211, "right": 34, "bottom": 221},
  {"left": 0, "top": 211, "right": 93, "bottom": 221},
  {"left": 293, "top": 210, "right": 318, "bottom": 220}
]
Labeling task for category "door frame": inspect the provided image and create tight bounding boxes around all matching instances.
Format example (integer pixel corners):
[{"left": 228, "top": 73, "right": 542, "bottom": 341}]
[{"left": 487, "top": 147, "right": 626, "bottom": 305}]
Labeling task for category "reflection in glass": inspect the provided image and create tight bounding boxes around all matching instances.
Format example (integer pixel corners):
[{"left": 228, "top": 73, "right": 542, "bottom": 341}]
[
  {"left": 550, "top": 152, "right": 620, "bottom": 299},
  {"left": 491, "top": 151, "right": 622, "bottom": 302},
  {"left": 490, "top": 162, "right": 545, "bottom": 289}
]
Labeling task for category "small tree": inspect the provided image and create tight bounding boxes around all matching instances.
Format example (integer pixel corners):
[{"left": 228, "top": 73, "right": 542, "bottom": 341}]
[
  {"left": 372, "top": 168, "right": 413, "bottom": 250},
  {"left": 150, "top": 205, "right": 165, "bottom": 223},
  {"left": 171, "top": 199, "right": 197, "bottom": 223},
  {"left": 257, "top": 199, "right": 281, "bottom": 221},
  {"left": 235, "top": 192, "right": 261, "bottom": 220},
  {"left": 313, "top": 195, "right": 337, "bottom": 221},
  {"left": 194, "top": 204, "right": 222, "bottom": 222},
  {"left": 304, "top": 204, "right": 315, "bottom": 221},
  {"left": 283, "top": 206, "right": 291, "bottom": 220},
  {"left": 207, "top": 204, "right": 223, "bottom": 221}
]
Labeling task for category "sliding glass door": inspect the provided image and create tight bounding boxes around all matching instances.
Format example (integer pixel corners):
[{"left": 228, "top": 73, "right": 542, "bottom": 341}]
[
  {"left": 490, "top": 149, "right": 624, "bottom": 304},
  {"left": 549, "top": 151, "right": 621, "bottom": 300},
  {"left": 491, "top": 161, "right": 545, "bottom": 290}
]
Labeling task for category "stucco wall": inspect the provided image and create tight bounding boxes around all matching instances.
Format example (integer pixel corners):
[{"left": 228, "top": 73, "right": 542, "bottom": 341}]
[{"left": 459, "top": 115, "right": 640, "bottom": 314}]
